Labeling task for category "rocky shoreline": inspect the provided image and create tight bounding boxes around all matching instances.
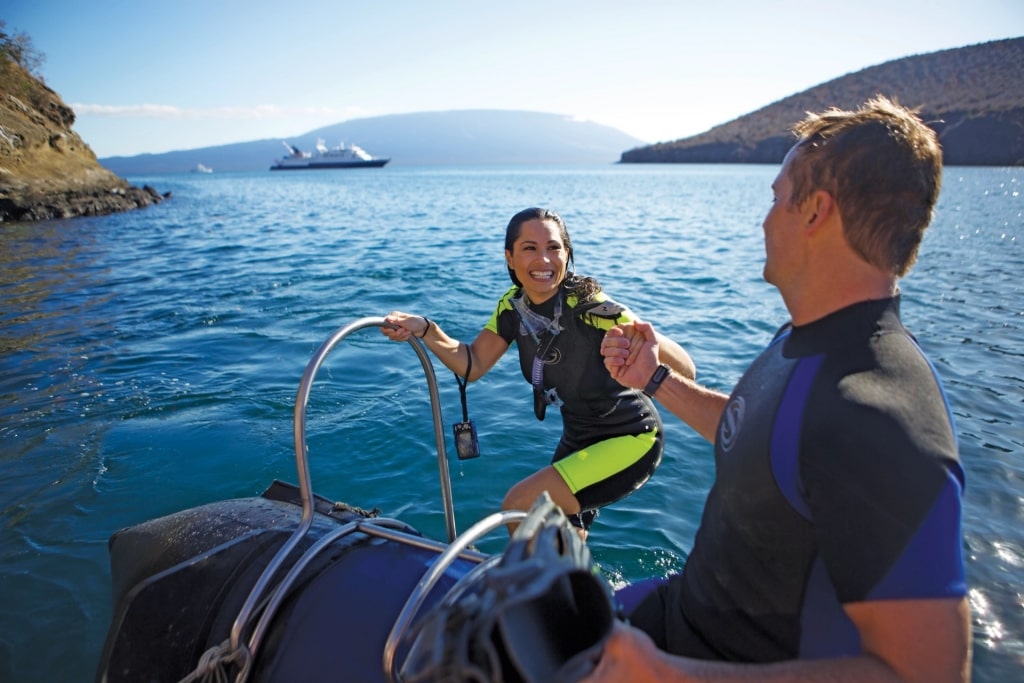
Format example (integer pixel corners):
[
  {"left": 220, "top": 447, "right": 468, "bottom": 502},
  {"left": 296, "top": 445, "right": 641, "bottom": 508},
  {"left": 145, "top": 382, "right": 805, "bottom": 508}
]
[
  {"left": 1, "top": 180, "right": 169, "bottom": 223},
  {"left": 1, "top": 54, "right": 169, "bottom": 224}
]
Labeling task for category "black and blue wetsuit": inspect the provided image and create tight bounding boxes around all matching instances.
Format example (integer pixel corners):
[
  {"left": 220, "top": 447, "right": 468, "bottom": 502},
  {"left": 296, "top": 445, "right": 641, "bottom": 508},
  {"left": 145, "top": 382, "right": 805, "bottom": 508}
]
[
  {"left": 486, "top": 284, "right": 663, "bottom": 525},
  {"left": 625, "top": 297, "right": 966, "bottom": 661}
]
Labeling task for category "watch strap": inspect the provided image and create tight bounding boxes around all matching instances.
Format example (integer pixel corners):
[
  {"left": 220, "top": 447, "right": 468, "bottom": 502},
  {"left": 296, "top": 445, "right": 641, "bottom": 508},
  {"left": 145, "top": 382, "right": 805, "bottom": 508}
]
[{"left": 642, "top": 363, "right": 671, "bottom": 398}]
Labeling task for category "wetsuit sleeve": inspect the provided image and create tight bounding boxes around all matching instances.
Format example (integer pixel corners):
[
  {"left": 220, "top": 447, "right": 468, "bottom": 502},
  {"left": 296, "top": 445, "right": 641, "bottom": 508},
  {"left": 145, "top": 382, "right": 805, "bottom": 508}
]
[
  {"left": 799, "top": 335, "right": 966, "bottom": 604},
  {"left": 573, "top": 291, "right": 637, "bottom": 331},
  {"left": 485, "top": 286, "right": 519, "bottom": 343}
]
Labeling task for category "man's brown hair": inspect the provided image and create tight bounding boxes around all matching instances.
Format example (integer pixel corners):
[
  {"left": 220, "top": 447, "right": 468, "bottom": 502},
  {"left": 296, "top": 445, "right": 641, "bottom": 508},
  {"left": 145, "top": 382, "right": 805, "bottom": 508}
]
[{"left": 787, "top": 95, "right": 943, "bottom": 276}]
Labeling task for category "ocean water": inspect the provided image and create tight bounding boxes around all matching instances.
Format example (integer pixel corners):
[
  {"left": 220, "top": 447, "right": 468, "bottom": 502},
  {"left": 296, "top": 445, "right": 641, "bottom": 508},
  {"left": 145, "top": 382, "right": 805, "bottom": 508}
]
[{"left": 0, "top": 164, "right": 1020, "bottom": 682}]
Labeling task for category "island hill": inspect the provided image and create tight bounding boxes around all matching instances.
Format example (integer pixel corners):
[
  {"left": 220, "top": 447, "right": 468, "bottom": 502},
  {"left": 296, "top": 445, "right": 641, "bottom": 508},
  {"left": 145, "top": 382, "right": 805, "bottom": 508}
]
[
  {"left": 621, "top": 37, "right": 1024, "bottom": 166},
  {"left": 101, "top": 36, "right": 1024, "bottom": 176},
  {"left": 3, "top": 35, "right": 1022, "bottom": 223},
  {"left": 0, "top": 41, "right": 167, "bottom": 223}
]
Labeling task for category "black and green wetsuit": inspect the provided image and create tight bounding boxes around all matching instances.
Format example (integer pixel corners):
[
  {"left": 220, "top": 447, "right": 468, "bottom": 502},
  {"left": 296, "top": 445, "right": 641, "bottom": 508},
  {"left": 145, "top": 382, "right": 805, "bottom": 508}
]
[{"left": 486, "top": 284, "right": 664, "bottom": 525}]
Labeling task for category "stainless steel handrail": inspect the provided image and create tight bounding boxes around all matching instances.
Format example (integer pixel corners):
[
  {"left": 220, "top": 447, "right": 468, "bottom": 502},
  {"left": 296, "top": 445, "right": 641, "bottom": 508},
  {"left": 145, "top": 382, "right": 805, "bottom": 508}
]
[
  {"left": 382, "top": 509, "right": 528, "bottom": 683},
  {"left": 292, "top": 317, "right": 458, "bottom": 542},
  {"left": 227, "top": 316, "right": 459, "bottom": 680}
]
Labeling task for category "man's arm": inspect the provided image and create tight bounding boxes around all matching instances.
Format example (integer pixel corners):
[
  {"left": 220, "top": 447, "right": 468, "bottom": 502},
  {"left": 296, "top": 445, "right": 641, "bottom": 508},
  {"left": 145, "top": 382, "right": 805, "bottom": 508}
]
[
  {"left": 586, "top": 596, "right": 971, "bottom": 682},
  {"left": 602, "top": 321, "right": 727, "bottom": 443},
  {"left": 845, "top": 596, "right": 972, "bottom": 683}
]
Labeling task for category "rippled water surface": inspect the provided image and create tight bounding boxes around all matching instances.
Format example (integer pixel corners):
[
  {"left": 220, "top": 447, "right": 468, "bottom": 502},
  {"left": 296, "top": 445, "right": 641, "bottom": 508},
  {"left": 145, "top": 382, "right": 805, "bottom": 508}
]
[{"left": 1, "top": 165, "right": 1020, "bottom": 681}]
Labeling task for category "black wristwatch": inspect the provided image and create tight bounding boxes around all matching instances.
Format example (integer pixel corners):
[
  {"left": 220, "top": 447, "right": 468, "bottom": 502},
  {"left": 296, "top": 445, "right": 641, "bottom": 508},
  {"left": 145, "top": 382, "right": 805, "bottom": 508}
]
[{"left": 642, "top": 363, "right": 671, "bottom": 398}]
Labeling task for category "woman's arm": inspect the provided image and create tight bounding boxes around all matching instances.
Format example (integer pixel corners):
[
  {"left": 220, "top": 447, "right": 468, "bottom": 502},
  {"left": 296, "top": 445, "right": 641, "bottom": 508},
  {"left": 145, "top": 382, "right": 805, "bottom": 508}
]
[
  {"left": 381, "top": 311, "right": 508, "bottom": 381},
  {"left": 654, "top": 332, "right": 696, "bottom": 380}
]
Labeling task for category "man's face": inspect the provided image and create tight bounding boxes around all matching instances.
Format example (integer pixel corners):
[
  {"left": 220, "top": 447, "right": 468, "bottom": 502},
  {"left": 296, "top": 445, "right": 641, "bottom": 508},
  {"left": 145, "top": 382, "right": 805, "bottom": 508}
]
[{"left": 762, "top": 148, "right": 806, "bottom": 289}]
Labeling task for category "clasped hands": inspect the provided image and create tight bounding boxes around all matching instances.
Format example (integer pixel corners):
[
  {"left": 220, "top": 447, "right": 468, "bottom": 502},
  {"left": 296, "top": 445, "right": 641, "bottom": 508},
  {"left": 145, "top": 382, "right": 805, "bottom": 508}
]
[{"left": 601, "top": 321, "right": 661, "bottom": 390}]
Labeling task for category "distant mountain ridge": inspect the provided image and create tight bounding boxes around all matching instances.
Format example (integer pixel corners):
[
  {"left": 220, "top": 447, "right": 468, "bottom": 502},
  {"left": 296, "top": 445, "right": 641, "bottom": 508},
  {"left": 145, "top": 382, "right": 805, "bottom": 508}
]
[
  {"left": 98, "top": 37, "right": 1023, "bottom": 175},
  {"left": 621, "top": 37, "right": 1024, "bottom": 166},
  {"left": 98, "top": 111, "right": 647, "bottom": 174}
]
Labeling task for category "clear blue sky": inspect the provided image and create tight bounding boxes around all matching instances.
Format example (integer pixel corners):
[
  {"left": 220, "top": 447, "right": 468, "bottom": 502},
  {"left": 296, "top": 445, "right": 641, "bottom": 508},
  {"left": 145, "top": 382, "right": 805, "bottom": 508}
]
[{"left": 5, "top": 1, "right": 1022, "bottom": 158}]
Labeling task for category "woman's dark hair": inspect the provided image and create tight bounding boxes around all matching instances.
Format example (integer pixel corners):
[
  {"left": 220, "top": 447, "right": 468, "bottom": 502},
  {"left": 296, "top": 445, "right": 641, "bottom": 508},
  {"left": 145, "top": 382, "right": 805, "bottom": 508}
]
[{"left": 504, "top": 208, "right": 601, "bottom": 301}]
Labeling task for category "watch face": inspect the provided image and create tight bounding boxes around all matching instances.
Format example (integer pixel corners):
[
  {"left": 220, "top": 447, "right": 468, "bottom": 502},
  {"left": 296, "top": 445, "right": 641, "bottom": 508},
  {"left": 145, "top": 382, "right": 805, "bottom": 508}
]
[{"left": 644, "top": 364, "right": 669, "bottom": 397}]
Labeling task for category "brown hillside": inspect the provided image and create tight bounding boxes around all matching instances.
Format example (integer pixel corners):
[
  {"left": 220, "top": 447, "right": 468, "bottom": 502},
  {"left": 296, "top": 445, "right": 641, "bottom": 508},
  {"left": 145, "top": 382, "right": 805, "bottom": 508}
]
[
  {"left": 0, "top": 52, "right": 166, "bottom": 222},
  {"left": 621, "top": 37, "right": 1024, "bottom": 166}
]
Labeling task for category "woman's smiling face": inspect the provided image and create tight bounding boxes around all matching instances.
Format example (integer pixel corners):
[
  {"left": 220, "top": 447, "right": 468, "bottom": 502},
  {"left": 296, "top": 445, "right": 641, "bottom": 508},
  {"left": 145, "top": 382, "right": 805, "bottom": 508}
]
[{"left": 506, "top": 218, "right": 569, "bottom": 304}]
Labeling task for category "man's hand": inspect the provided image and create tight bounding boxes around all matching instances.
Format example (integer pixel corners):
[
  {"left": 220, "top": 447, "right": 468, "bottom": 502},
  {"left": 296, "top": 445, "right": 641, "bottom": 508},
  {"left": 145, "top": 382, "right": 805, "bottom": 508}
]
[
  {"left": 583, "top": 621, "right": 673, "bottom": 683},
  {"left": 602, "top": 321, "right": 660, "bottom": 389}
]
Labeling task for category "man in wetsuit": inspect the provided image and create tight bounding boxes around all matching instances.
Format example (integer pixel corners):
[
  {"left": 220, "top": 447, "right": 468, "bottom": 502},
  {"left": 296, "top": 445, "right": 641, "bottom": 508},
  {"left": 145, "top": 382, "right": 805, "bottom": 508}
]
[{"left": 593, "top": 96, "right": 971, "bottom": 682}]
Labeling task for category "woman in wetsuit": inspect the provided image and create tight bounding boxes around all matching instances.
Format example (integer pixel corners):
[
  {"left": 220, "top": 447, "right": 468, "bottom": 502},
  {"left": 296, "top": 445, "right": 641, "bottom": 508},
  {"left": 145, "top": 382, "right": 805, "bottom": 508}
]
[{"left": 381, "top": 207, "right": 695, "bottom": 536}]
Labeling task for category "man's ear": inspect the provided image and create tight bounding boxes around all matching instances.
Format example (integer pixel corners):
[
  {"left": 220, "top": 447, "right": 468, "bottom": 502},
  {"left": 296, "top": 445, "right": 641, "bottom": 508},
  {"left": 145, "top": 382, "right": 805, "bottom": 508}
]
[{"left": 805, "top": 190, "right": 834, "bottom": 229}]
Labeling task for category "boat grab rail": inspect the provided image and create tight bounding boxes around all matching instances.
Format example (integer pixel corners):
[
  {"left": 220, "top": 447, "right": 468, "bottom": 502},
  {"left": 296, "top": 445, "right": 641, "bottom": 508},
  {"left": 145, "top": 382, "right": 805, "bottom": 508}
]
[
  {"left": 240, "top": 517, "right": 401, "bottom": 680},
  {"left": 383, "top": 509, "right": 528, "bottom": 683},
  {"left": 228, "top": 316, "right": 459, "bottom": 668},
  {"left": 241, "top": 516, "right": 491, "bottom": 677}
]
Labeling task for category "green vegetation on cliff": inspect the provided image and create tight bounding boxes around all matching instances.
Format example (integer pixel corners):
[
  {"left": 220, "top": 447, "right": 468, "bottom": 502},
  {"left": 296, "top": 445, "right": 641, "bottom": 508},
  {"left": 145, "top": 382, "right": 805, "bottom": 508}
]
[{"left": 621, "top": 37, "right": 1024, "bottom": 166}]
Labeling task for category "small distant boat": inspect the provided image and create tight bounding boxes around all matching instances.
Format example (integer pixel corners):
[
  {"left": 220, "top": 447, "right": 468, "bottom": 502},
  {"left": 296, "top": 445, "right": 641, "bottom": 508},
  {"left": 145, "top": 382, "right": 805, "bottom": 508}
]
[
  {"left": 191, "top": 164, "right": 213, "bottom": 174},
  {"left": 270, "top": 139, "right": 390, "bottom": 171}
]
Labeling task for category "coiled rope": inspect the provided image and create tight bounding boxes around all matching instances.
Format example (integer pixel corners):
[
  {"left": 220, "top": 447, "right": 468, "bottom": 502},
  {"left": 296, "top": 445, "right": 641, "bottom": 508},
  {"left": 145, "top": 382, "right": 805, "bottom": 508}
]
[{"left": 177, "top": 639, "right": 251, "bottom": 683}]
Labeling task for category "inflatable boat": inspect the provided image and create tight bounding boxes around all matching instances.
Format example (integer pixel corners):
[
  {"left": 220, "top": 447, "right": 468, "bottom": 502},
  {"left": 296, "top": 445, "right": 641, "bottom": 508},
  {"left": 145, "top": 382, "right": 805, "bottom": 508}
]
[{"left": 96, "top": 317, "right": 615, "bottom": 683}]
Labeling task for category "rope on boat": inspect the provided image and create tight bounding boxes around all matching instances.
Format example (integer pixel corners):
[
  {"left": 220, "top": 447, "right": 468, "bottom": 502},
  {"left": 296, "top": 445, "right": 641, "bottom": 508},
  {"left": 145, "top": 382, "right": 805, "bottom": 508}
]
[{"left": 176, "top": 639, "right": 251, "bottom": 683}]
